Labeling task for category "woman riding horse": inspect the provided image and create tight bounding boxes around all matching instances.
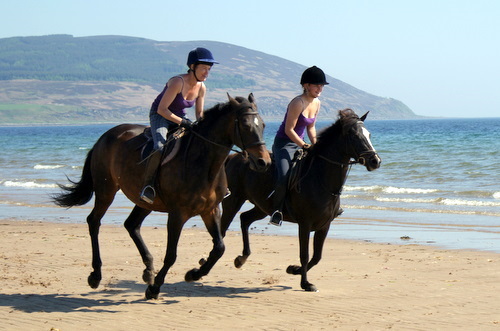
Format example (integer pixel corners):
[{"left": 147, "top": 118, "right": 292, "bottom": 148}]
[
  {"left": 141, "top": 47, "right": 218, "bottom": 204},
  {"left": 270, "top": 66, "right": 329, "bottom": 226}
]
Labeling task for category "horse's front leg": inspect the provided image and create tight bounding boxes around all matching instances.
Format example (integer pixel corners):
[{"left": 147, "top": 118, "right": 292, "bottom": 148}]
[
  {"left": 185, "top": 206, "right": 225, "bottom": 282},
  {"left": 124, "top": 206, "right": 154, "bottom": 285},
  {"left": 145, "top": 212, "right": 185, "bottom": 300},
  {"left": 235, "top": 207, "right": 268, "bottom": 268},
  {"left": 286, "top": 224, "right": 317, "bottom": 292}
]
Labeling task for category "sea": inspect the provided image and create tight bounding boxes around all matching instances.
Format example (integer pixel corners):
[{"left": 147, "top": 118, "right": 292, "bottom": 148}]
[{"left": 1, "top": 118, "right": 499, "bottom": 253}]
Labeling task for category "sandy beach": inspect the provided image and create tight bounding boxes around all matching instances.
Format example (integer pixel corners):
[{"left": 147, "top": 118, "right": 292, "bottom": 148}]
[{"left": 0, "top": 219, "right": 498, "bottom": 330}]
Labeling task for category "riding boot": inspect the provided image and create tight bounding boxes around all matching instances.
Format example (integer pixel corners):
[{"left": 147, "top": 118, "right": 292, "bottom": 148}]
[
  {"left": 140, "top": 150, "right": 163, "bottom": 204},
  {"left": 269, "top": 179, "right": 286, "bottom": 226}
]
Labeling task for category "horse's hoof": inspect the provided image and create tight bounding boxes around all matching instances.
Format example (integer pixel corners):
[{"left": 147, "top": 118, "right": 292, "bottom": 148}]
[
  {"left": 87, "top": 272, "right": 101, "bottom": 289},
  {"left": 302, "top": 282, "right": 318, "bottom": 292},
  {"left": 142, "top": 269, "right": 155, "bottom": 285},
  {"left": 185, "top": 268, "right": 201, "bottom": 282},
  {"left": 145, "top": 285, "right": 160, "bottom": 300},
  {"left": 234, "top": 255, "right": 247, "bottom": 268},
  {"left": 286, "top": 265, "right": 301, "bottom": 275}
]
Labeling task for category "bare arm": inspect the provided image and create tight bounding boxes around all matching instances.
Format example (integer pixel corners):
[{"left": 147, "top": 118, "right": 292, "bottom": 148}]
[
  {"left": 306, "top": 100, "right": 320, "bottom": 144},
  {"left": 194, "top": 83, "right": 206, "bottom": 120}
]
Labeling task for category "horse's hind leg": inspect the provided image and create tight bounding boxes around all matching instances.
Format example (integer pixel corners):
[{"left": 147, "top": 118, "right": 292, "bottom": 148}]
[
  {"left": 185, "top": 206, "right": 225, "bottom": 282},
  {"left": 124, "top": 206, "right": 154, "bottom": 284},
  {"left": 235, "top": 207, "right": 268, "bottom": 268},
  {"left": 220, "top": 194, "right": 246, "bottom": 237},
  {"left": 87, "top": 194, "right": 115, "bottom": 289}
]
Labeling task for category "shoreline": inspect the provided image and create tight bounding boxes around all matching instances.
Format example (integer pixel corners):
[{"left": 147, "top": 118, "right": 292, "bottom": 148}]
[
  {"left": 2, "top": 197, "right": 499, "bottom": 254},
  {"left": 1, "top": 219, "right": 498, "bottom": 330}
]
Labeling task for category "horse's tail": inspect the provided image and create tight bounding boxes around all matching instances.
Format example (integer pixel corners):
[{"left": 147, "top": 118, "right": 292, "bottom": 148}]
[{"left": 52, "top": 148, "right": 95, "bottom": 208}]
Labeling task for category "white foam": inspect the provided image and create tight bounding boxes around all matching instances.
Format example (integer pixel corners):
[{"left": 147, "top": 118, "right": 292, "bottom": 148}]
[
  {"left": 34, "top": 164, "right": 64, "bottom": 170},
  {"left": 345, "top": 185, "right": 438, "bottom": 194},
  {"left": 3, "top": 180, "right": 58, "bottom": 188},
  {"left": 383, "top": 186, "right": 438, "bottom": 194},
  {"left": 376, "top": 197, "right": 436, "bottom": 203},
  {"left": 439, "top": 198, "right": 500, "bottom": 207}
]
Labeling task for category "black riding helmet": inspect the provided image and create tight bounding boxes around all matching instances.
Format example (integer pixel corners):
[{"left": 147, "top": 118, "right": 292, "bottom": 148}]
[{"left": 300, "top": 66, "right": 329, "bottom": 85}]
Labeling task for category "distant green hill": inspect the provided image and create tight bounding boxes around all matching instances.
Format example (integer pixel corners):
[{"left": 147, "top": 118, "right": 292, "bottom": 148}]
[{"left": 0, "top": 35, "right": 419, "bottom": 124}]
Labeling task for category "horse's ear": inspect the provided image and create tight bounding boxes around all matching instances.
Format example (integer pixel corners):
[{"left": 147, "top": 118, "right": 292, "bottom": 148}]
[
  {"left": 248, "top": 93, "right": 255, "bottom": 104},
  {"left": 360, "top": 111, "right": 370, "bottom": 122},
  {"left": 227, "top": 93, "right": 239, "bottom": 107}
]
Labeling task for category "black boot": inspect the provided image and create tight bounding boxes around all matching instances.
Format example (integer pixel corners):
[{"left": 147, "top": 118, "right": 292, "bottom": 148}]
[{"left": 140, "top": 150, "right": 163, "bottom": 204}]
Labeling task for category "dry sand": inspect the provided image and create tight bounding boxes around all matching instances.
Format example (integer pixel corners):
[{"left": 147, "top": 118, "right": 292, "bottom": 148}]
[{"left": 0, "top": 220, "right": 498, "bottom": 330}]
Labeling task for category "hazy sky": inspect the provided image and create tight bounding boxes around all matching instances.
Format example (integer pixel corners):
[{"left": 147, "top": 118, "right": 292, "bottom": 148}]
[{"left": 1, "top": 0, "right": 499, "bottom": 118}]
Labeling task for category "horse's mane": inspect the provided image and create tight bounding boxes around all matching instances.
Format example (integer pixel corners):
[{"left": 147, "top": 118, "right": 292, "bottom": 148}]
[
  {"left": 312, "top": 108, "right": 360, "bottom": 153},
  {"left": 195, "top": 96, "right": 252, "bottom": 129},
  {"left": 195, "top": 102, "right": 229, "bottom": 128}
]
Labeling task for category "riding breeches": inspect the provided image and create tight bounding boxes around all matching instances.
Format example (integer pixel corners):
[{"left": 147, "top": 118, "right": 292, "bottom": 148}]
[{"left": 149, "top": 109, "right": 181, "bottom": 150}]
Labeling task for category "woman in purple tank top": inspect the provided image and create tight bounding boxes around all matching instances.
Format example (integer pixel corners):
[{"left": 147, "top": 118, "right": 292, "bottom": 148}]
[
  {"left": 270, "top": 66, "right": 329, "bottom": 226},
  {"left": 140, "top": 48, "right": 218, "bottom": 204}
]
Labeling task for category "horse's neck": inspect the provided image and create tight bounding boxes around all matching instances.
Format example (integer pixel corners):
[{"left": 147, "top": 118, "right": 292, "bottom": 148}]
[
  {"left": 308, "top": 144, "right": 350, "bottom": 194},
  {"left": 181, "top": 121, "right": 232, "bottom": 177}
]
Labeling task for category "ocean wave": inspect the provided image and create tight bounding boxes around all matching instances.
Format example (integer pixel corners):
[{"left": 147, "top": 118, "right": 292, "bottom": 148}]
[
  {"left": 494, "top": 192, "right": 500, "bottom": 200},
  {"left": 34, "top": 164, "right": 64, "bottom": 170},
  {"left": 375, "top": 197, "right": 436, "bottom": 204},
  {"left": 438, "top": 198, "right": 500, "bottom": 207},
  {"left": 375, "top": 196, "right": 500, "bottom": 207},
  {"left": 2, "top": 180, "right": 58, "bottom": 189},
  {"left": 343, "top": 204, "right": 500, "bottom": 217},
  {"left": 345, "top": 185, "right": 438, "bottom": 194}
]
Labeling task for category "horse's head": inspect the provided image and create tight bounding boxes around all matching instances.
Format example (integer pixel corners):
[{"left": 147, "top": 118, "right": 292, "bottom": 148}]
[
  {"left": 227, "top": 93, "right": 271, "bottom": 172},
  {"left": 314, "top": 108, "right": 381, "bottom": 171},
  {"left": 339, "top": 109, "right": 381, "bottom": 171}
]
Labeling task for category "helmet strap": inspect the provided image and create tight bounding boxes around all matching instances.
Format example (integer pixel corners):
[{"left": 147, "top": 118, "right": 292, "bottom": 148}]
[{"left": 190, "top": 64, "right": 203, "bottom": 82}]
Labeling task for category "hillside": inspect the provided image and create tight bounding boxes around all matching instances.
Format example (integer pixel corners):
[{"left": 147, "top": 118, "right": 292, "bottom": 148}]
[{"left": 0, "top": 35, "right": 419, "bottom": 124}]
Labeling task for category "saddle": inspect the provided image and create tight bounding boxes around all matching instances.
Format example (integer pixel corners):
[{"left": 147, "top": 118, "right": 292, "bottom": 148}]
[{"left": 139, "top": 127, "right": 187, "bottom": 165}]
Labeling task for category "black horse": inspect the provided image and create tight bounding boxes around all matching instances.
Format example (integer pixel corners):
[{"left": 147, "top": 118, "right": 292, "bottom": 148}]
[
  {"left": 52, "top": 94, "right": 271, "bottom": 299},
  {"left": 220, "top": 108, "right": 381, "bottom": 292}
]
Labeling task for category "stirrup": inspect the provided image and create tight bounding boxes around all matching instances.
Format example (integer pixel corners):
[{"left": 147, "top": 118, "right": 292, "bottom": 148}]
[
  {"left": 140, "top": 185, "right": 156, "bottom": 204},
  {"left": 270, "top": 210, "right": 283, "bottom": 227}
]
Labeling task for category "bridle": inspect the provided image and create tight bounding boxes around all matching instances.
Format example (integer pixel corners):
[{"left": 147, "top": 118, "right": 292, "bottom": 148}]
[
  {"left": 291, "top": 122, "right": 377, "bottom": 196},
  {"left": 232, "top": 110, "right": 266, "bottom": 151},
  {"left": 188, "top": 107, "right": 265, "bottom": 155}
]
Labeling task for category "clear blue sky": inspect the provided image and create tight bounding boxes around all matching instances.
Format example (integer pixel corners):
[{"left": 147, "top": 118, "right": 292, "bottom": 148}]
[{"left": 1, "top": 0, "right": 499, "bottom": 118}]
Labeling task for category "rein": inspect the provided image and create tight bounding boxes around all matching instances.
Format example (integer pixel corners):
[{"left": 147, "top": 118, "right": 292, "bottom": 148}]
[
  {"left": 189, "top": 110, "right": 265, "bottom": 155},
  {"left": 290, "top": 152, "right": 354, "bottom": 197}
]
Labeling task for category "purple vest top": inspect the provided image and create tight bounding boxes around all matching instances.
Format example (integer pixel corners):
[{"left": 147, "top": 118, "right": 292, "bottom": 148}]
[
  {"left": 276, "top": 106, "right": 316, "bottom": 140},
  {"left": 151, "top": 77, "right": 196, "bottom": 117}
]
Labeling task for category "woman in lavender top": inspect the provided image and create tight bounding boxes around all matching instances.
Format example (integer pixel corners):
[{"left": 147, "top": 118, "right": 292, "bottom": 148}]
[
  {"left": 270, "top": 66, "right": 329, "bottom": 226},
  {"left": 140, "top": 47, "right": 218, "bottom": 204}
]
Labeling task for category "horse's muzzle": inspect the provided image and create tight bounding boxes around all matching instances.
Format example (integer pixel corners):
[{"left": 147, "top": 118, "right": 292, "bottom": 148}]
[
  {"left": 359, "top": 152, "right": 381, "bottom": 171},
  {"left": 246, "top": 145, "right": 272, "bottom": 172}
]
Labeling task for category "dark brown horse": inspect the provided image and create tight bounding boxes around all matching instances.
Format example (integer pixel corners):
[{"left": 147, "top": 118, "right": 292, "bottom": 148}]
[
  {"left": 220, "top": 108, "right": 381, "bottom": 292},
  {"left": 52, "top": 94, "right": 271, "bottom": 299}
]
